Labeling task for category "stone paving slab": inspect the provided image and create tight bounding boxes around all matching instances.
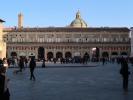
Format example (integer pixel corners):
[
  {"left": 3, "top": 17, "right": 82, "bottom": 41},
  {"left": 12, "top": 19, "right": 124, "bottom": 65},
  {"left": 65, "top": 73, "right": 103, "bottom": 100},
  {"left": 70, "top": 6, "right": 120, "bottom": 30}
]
[{"left": 6, "top": 63, "right": 133, "bottom": 100}]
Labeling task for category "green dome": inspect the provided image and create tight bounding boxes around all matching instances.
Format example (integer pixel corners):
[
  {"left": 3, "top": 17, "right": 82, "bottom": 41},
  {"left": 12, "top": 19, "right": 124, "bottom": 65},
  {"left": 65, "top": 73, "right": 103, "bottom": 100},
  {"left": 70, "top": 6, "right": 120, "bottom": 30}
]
[{"left": 70, "top": 11, "right": 87, "bottom": 28}]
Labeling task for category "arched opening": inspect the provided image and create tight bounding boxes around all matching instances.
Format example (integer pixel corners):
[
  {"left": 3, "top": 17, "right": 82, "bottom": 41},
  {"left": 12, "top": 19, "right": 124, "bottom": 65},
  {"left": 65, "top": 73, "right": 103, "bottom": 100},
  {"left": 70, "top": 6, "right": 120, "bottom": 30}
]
[
  {"left": 111, "top": 52, "right": 118, "bottom": 56},
  {"left": 111, "top": 52, "right": 118, "bottom": 62},
  {"left": 47, "top": 52, "right": 53, "bottom": 61},
  {"left": 11, "top": 52, "right": 17, "bottom": 58},
  {"left": 91, "top": 47, "right": 99, "bottom": 57},
  {"left": 111, "top": 52, "right": 118, "bottom": 57},
  {"left": 102, "top": 52, "right": 109, "bottom": 58},
  {"left": 121, "top": 52, "right": 127, "bottom": 57},
  {"left": 38, "top": 47, "right": 44, "bottom": 60},
  {"left": 91, "top": 47, "right": 100, "bottom": 61},
  {"left": 65, "top": 52, "right": 72, "bottom": 58},
  {"left": 56, "top": 52, "right": 63, "bottom": 59}
]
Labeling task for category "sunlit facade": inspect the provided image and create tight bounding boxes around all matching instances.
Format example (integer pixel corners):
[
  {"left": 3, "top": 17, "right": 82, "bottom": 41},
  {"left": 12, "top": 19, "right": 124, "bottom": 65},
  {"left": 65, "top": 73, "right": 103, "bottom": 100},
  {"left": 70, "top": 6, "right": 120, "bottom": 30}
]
[
  {"left": 0, "top": 19, "right": 6, "bottom": 59},
  {"left": 2, "top": 12, "right": 131, "bottom": 60}
]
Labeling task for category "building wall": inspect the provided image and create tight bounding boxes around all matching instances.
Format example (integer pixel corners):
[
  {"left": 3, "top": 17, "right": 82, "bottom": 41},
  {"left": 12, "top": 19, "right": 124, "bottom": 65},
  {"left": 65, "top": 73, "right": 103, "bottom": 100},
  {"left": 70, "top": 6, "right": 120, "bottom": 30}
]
[
  {"left": 3, "top": 28, "right": 130, "bottom": 59},
  {"left": 0, "top": 22, "right": 6, "bottom": 58},
  {"left": 131, "top": 28, "right": 133, "bottom": 56}
]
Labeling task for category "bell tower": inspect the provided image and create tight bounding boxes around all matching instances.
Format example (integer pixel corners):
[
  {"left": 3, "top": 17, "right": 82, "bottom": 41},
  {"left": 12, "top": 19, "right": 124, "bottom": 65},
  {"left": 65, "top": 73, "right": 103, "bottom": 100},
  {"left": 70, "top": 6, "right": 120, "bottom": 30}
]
[{"left": 18, "top": 13, "right": 23, "bottom": 29}]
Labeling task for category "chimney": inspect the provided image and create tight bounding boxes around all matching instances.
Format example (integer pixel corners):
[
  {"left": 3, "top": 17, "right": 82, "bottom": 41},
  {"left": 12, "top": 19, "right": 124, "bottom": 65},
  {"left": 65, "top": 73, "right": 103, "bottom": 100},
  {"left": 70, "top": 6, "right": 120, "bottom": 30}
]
[{"left": 18, "top": 13, "right": 23, "bottom": 29}]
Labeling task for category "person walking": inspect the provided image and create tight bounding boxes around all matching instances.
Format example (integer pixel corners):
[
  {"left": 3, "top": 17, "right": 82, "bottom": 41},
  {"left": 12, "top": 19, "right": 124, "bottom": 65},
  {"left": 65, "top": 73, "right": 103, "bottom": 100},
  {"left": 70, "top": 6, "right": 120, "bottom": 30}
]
[
  {"left": 0, "top": 66, "right": 10, "bottom": 100},
  {"left": 120, "top": 57, "right": 130, "bottom": 91},
  {"left": 29, "top": 57, "right": 36, "bottom": 81}
]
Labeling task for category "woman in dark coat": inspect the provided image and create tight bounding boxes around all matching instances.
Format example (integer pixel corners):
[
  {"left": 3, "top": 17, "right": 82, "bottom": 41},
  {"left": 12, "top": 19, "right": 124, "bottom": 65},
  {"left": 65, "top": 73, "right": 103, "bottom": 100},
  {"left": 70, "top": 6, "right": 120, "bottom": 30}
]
[
  {"left": 0, "top": 66, "right": 10, "bottom": 100},
  {"left": 29, "top": 57, "right": 36, "bottom": 80}
]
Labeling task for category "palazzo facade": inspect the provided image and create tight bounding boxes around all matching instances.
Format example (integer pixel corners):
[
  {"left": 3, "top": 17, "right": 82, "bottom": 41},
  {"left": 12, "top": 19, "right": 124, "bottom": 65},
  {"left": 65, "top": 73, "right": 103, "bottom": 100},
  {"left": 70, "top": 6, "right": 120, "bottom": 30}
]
[{"left": 2, "top": 11, "right": 131, "bottom": 60}]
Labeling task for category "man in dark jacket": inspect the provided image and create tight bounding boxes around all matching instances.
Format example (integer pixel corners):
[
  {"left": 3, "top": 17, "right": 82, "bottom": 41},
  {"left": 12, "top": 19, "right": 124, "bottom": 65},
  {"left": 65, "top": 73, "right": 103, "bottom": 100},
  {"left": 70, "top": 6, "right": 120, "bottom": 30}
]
[
  {"left": 120, "top": 57, "right": 130, "bottom": 91},
  {"left": 29, "top": 57, "right": 36, "bottom": 80}
]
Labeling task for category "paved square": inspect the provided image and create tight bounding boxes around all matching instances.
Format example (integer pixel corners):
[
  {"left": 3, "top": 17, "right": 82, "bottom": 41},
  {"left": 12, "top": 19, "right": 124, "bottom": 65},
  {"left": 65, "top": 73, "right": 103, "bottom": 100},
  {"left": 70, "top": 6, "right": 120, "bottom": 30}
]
[{"left": 7, "top": 63, "right": 133, "bottom": 100}]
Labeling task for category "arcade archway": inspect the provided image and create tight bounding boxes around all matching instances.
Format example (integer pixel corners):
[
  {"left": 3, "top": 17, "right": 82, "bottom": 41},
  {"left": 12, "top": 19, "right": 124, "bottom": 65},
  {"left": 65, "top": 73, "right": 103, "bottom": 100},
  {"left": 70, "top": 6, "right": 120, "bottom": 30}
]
[
  {"left": 47, "top": 52, "right": 53, "bottom": 61},
  {"left": 121, "top": 52, "right": 127, "bottom": 56},
  {"left": 38, "top": 47, "right": 44, "bottom": 60},
  {"left": 102, "top": 52, "right": 109, "bottom": 58},
  {"left": 111, "top": 52, "right": 118, "bottom": 57},
  {"left": 11, "top": 52, "right": 17, "bottom": 57},
  {"left": 65, "top": 52, "right": 72, "bottom": 58},
  {"left": 56, "top": 52, "right": 63, "bottom": 59},
  {"left": 91, "top": 47, "right": 99, "bottom": 58}
]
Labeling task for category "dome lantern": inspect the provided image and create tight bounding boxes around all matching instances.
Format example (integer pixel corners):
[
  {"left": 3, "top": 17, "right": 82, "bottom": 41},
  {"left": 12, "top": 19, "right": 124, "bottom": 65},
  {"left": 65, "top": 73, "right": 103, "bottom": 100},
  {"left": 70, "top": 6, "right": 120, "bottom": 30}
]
[{"left": 76, "top": 11, "right": 81, "bottom": 19}]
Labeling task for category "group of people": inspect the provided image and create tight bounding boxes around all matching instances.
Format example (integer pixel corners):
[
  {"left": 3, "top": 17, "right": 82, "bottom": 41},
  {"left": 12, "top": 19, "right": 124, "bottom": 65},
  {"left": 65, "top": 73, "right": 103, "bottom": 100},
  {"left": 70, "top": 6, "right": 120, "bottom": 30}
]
[
  {"left": 0, "top": 56, "right": 132, "bottom": 99},
  {"left": 0, "top": 57, "right": 36, "bottom": 100},
  {"left": 13, "top": 57, "right": 36, "bottom": 81}
]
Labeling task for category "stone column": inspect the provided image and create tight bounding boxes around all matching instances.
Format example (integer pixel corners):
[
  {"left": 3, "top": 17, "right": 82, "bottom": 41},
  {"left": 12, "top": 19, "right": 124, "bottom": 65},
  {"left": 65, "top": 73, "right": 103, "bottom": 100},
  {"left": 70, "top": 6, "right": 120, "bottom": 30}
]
[
  {"left": 54, "top": 49, "right": 56, "bottom": 58},
  {"left": 63, "top": 48, "right": 65, "bottom": 58},
  {"left": 45, "top": 48, "right": 47, "bottom": 60}
]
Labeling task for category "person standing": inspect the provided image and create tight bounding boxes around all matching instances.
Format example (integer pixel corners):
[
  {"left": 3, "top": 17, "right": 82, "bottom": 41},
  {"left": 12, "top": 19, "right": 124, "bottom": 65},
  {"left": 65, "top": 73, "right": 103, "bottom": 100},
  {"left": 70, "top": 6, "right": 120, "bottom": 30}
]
[
  {"left": 0, "top": 66, "right": 10, "bottom": 100},
  {"left": 29, "top": 57, "right": 36, "bottom": 81},
  {"left": 16, "top": 57, "right": 24, "bottom": 73},
  {"left": 120, "top": 57, "right": 130, "bottom": 91},
  {"left": 24, "top": 57, "right": 28, "bottom": 68},
  {"left": 102, "top": 57, "right": 105, "bottom": 65},
  {"left": 42, "top": 58, "right": 45, "bottom": 68}
]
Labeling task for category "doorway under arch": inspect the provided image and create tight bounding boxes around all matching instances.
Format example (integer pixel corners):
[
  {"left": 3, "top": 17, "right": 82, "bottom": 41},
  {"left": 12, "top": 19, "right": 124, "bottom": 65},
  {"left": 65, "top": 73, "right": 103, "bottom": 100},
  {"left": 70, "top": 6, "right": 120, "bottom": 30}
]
[
  {"left": 111, "top": 52, "right": 118, "bottom": 57},
  {"left": 102, "top": 52, "right": 109, "bottom": 58},
  {"left": 38, "top": 47, "right": 44, "bottom": 60},
  {"left": 47, "top": 52, "right": 54, "bottom": 61},
  {"left": 11, "top": 52, "right": 17, "bottom": 57},
  {"left": 111, "top": 52, "right": 118, "bottom": 56},
  {"left": 56, "top": 52, "right": 63, "bottom": 59},
  {"left": 121, "top": 52, "right": 127, "bottom": 56},
  {"left": 65, "top": 52, "right": 72, "bottom": 58}
]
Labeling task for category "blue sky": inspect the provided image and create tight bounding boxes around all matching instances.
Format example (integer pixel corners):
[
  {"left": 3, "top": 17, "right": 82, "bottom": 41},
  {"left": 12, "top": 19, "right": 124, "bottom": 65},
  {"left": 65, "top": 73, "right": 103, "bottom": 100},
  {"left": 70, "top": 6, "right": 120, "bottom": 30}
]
[{"left": 0, "top": 0, "right": 133, "bottom": 27}]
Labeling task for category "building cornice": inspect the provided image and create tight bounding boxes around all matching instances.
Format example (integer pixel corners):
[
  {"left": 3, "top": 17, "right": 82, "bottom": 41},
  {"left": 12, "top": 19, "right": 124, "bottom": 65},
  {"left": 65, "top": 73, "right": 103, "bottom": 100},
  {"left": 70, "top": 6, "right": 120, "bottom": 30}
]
[{"left": 4, "top": 27, "right": 130, "bottom": 32}]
